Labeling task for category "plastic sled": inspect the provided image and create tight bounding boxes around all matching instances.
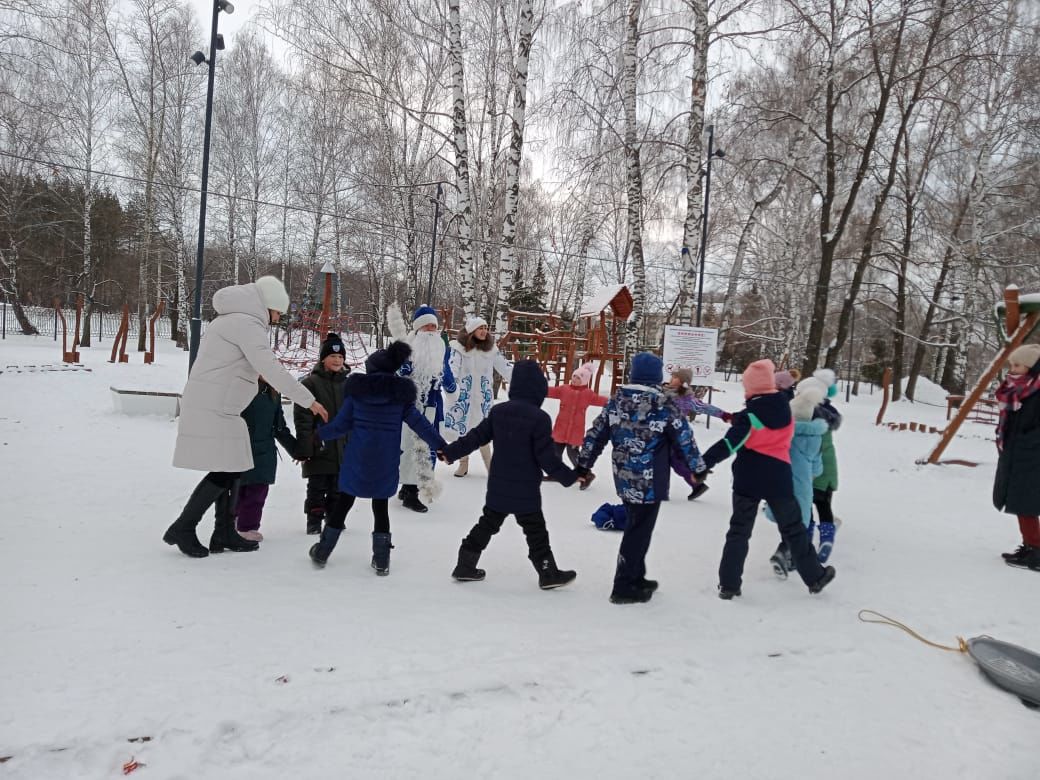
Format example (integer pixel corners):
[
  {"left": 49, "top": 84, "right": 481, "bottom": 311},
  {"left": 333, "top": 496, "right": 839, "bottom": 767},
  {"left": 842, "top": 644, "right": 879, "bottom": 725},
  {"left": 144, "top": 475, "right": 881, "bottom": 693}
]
[{"left": 966, "top": 637, "right": 1040, "bottom": 708}]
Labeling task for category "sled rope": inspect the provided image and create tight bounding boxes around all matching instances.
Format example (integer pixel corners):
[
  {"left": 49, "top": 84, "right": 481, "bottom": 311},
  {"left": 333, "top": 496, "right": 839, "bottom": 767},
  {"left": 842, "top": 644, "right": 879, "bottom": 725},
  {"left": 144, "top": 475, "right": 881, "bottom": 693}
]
[{"left": 858, "top": 610, "right": 968, "bottom": 653}]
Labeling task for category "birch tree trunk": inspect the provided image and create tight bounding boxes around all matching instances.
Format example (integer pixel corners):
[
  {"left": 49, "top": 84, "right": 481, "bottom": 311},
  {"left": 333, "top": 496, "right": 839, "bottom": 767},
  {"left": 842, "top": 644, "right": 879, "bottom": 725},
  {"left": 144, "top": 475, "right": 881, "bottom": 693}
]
[
  {"left": 622, "top": 0, "right": 645, "bottom": 369},
  {"left": 493, "top": 0, "right": 534, "bottom": 336},
  {"left": 677, "top": 0, "right": 708, "bottom": 325},
  {"left": 448, "top": 0, "right": 476, "bottom": 316}
]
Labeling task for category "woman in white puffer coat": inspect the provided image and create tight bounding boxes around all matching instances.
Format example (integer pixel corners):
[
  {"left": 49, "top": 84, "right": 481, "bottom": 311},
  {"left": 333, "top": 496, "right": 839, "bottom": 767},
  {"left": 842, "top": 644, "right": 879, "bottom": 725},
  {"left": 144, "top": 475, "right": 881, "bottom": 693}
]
[
  {"left": 164, "top": 276, "right": 328, "bottom": 558},
  {"left": 442, "top": 316, "right": 512, "bottom": 477}
]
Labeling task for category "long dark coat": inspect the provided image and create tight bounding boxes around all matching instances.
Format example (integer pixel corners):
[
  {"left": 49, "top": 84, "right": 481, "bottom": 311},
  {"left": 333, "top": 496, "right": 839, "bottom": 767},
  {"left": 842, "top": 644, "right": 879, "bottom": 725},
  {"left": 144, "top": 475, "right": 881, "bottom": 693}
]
[
  {"left": 240, "top": 382, "right": 299, "bottom": 486},
  {"left": 993, "top": 383, "right": 1040, "bottom": 516},
  {"left": 318, "top": 371, "right": 446, "bottom": 499},
  {"left": 442, "top": 361, "right": 577, "bottom": 515},
  {"left": 294, "top": 364, "right": 349, "bottom": 478}
]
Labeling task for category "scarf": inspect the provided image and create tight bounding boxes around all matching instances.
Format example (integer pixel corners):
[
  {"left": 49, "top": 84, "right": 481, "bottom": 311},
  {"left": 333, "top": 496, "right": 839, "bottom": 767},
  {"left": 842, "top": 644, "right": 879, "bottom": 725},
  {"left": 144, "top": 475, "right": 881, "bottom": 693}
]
[{"left": 995, "top": 371, "right": 1040, "bottom": 451}]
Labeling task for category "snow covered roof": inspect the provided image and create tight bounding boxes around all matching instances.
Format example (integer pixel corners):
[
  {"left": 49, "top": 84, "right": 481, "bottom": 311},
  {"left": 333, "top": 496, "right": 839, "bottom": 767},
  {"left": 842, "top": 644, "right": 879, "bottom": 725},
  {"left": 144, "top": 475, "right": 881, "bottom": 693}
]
[{"left": 579, "top": 284, "right": 633, "bottom": 318}]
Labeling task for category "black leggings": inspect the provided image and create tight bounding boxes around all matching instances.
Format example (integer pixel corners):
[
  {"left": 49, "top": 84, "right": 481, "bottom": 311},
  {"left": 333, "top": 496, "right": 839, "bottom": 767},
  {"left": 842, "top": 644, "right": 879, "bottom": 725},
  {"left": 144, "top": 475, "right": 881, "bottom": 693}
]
[
  {"left": 326, "top": 493, "right": 390, "bottom": 534},
  {"left": 813, "top": 488, "right": 834, "bottom": 525}
]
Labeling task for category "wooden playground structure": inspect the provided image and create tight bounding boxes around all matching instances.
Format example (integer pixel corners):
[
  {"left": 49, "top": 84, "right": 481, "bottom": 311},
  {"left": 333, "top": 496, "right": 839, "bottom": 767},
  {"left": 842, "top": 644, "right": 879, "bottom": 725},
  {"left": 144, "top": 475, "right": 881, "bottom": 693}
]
[
  {"left": 491, "top": 284, "right": 635, "bottom": 394},
  {"left": 913, "top": 286, "right": 1040, "bottom": 465}
]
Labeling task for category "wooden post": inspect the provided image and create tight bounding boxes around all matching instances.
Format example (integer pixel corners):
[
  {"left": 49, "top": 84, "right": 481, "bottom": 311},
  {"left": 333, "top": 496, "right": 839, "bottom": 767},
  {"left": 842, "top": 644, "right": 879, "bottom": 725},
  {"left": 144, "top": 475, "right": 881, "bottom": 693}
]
[
  {"left": 1005, "top": 286, "right": 1020, "bottom": 337},
  {"left": 923, "top": 306, "right": 1040, "bottom": 464},
  {"left": 875, "top": 367, "right": 892, "bottom": 426},
  {"left": 55, "top": 299, "right": 72, "bottom": 362},
  {"left": 317, "top": 260, "right": 334, "bottom": 338},
  {"left": 71, "top": 294, "right": 83, "bottom": 359},
  {"left": 144, "top": 300, "right": 165, "bottom": 364},
  {"left": 109, "top": 304, "right": 130, "bottom": 364}
]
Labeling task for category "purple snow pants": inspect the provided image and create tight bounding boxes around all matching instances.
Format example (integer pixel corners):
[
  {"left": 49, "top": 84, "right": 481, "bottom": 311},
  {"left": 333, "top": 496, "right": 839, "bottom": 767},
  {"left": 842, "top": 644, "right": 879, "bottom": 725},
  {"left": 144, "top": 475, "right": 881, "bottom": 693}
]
[{"left": 235, "top": 484, "right": 270, "bottom": 532}]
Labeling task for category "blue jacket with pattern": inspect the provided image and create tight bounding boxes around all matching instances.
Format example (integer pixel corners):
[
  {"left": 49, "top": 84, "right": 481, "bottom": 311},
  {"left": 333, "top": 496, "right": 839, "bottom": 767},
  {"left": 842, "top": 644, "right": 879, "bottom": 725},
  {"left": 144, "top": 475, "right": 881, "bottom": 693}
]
[{"left": 577, "top": 384, "right": 704, "bottom": 504}]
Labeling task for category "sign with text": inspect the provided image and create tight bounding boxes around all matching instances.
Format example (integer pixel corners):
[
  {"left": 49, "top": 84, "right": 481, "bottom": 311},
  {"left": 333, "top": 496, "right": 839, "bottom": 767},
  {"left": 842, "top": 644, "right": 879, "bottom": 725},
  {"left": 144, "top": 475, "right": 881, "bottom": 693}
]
[{"left": 662, "top": 326, "right": 719, "bottom": 386}]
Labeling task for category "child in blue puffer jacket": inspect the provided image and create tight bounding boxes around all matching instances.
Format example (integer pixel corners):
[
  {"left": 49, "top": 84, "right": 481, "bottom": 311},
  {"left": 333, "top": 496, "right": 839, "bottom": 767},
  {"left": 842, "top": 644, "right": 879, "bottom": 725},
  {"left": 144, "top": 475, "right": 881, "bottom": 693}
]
[
  {"left": 765, "top": 377, "right": 829, "bottom": 578},
  {"left": 575, "top": 353, "right": 704, "bottom": 604}
]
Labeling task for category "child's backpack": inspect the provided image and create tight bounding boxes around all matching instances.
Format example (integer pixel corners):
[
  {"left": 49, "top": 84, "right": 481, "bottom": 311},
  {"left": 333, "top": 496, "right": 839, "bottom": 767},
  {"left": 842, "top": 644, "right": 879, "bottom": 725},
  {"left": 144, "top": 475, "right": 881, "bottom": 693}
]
[{"left": 591, "top": 503, "right": 628, "bottom": 531}]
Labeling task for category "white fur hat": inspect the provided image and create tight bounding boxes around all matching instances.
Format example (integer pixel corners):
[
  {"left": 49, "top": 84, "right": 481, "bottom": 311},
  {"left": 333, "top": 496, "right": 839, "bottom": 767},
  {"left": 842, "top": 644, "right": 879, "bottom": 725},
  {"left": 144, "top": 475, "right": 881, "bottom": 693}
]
[
  {"left": 465, "top": 316, "right": 488, "bottom": 333},
  {"left": 254, "top": 275, "right": 290, "bottom": 314},
  {"left": 791, "top": 377, "right": 827, "bottom": 420},
  {"left": 813, "top": 368, "right": 837, "bottom": 388}
]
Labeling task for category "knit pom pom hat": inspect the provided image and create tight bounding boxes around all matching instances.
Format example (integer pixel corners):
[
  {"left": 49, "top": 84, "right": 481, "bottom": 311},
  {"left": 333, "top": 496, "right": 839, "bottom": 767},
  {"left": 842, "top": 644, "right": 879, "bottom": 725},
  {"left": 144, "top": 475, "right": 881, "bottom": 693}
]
[
  {"left": 572, "top": 362, "right": 595, "bottom": 386},
  {"left": 742, "top": 359, "right": 777, "bottom": 398},
  {"left": 319, "top": 332, "right": 345, "bottom": 361},
  {"left": 365, "top": 340, "right": 412, "bottom": 374},
  {"left": 254, "top": 275, "right": 290, "bottom": 314}
]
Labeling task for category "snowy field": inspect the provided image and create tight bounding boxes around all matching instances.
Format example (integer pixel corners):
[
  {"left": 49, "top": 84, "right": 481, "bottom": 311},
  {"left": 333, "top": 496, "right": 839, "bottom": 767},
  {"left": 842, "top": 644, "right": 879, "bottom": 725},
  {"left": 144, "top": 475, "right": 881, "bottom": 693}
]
[{"left": 0, "top": 334, "right": 1035, "bottom": 779}]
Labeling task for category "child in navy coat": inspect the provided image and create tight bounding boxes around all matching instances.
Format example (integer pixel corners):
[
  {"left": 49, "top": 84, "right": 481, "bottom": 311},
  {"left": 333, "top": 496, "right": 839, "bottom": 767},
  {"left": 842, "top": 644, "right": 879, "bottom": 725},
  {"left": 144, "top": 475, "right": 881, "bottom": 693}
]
[
  {"left": 440, "top": 360, "right": 584, "bottom": 589},
  {"left": 309, "top": 341, "right": 447, "bottom": 575},
  {"left": 701, "top": 359, "right": 835, "bottom": 599}
]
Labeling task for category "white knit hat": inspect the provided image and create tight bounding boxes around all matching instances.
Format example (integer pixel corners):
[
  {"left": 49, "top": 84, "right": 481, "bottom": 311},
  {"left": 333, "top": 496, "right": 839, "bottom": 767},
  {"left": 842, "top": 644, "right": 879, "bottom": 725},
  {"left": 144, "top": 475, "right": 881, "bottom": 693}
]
[
  {"left": 254, "top": 275, "right": 290, "bottom": 314},
  {"left": 465, "top": 316, "right": 488, "bottom": 333},
  {"left": 1009, "top": 343, "right": 1040, "bottom": 368}
]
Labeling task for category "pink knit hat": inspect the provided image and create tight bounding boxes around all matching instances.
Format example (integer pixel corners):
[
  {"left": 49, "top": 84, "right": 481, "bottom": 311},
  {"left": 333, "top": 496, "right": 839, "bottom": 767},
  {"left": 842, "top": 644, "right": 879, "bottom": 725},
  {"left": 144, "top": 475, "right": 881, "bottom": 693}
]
[
  {"left": 572, "top": 362, "right": 595, "bottom": 386},
  {"left": 743, "top": 359, "right": 777, "bottom": 398}
]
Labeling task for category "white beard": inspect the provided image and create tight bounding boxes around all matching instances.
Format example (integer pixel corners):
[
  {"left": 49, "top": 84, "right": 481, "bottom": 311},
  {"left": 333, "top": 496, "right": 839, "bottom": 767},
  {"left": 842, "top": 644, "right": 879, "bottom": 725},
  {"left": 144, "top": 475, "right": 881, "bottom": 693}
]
[{"left": 408, "top": 330, "right": 445, "bottom": 404}]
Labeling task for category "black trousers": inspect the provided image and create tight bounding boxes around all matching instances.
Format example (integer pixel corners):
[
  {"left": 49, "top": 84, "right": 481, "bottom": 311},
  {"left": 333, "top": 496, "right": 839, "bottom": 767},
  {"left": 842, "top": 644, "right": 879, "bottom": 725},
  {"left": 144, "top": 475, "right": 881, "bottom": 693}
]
[
  {"left": 613, "top": 502, "right": 661, "bottom": 593},
  {"left": 553, "top": 442, "right": 581, "bottom": 468},
  {"left": 719, "top": 492, "right": 824, "bottom": 590},
  {"left": 813, "top": 487, "right": 834, "bottom": 524},
  {"left": 461, "top": 506, "right": 551, "bottom": 561},
  {"left": 305, "top": 474, "right": 338, "bottom": 519},
  {"left": 326, "top": 493, "right": 390, "bottom": 534}
]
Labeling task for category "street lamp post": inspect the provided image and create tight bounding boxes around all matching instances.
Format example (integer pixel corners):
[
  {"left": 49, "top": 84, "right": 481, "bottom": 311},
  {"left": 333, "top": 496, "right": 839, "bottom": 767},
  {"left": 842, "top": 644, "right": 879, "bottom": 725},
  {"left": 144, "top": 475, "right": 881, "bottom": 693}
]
[
  {"left": 188, "top": 0, "right": 234, "bottom": 373},
  {"left": 696, "top": 124, "right": 724, "bottom": 328},
  {"left": 425, "top": 182, "right": 443, "bottom": 306}
]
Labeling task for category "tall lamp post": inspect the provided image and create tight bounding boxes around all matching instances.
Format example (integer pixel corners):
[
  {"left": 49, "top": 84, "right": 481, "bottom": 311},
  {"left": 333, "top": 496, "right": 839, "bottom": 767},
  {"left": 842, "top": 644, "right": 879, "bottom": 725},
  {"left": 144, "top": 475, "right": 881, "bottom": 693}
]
[
  {"left": 696, "top": 124, "right": 725, "bottom": 327},
  {"left": 188, "top": 0, "right": 235, "bottom": 372},
  {"left": 425, "top": 182, "right": 443, "bottom": 306}
]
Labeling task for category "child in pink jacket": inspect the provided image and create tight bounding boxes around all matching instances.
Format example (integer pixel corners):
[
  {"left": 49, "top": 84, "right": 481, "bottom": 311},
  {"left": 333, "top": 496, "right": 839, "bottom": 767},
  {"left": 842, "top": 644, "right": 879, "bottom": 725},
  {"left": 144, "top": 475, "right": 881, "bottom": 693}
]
[{"left": 547, "top": 363, "right": 607, "bottom": 466}]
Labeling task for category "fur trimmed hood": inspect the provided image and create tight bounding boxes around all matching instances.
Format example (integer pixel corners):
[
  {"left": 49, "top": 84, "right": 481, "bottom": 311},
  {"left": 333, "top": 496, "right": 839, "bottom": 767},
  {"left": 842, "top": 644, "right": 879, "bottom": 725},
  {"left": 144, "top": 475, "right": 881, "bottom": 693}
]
[{"left": 344, "top": 372, "right": 417, "bottom": 405}]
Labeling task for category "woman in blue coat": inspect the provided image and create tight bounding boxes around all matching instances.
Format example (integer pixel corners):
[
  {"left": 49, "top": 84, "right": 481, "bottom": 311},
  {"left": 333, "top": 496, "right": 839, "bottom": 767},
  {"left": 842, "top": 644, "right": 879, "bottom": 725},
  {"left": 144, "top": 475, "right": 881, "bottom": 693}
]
[{"left": 308, "top": 341, "right": 447, "bottom": 575}]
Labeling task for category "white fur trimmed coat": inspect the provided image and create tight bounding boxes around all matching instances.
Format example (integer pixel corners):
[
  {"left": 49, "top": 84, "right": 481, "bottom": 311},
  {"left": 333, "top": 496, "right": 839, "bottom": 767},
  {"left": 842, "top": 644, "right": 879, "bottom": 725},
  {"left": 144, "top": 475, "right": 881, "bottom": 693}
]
[
  {"left": 442, "top": 340, "right": 512, "bottom": 439},
  {"left": 173, "top": 283, "right": 314, "bottom": 473}
]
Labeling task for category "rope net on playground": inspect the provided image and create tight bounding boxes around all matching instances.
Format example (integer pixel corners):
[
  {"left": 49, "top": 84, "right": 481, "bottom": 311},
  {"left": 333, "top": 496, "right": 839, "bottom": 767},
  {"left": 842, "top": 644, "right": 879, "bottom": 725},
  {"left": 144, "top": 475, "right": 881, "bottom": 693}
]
[{"left": 273, "top": 309, "right": 370, "bottom": 374}]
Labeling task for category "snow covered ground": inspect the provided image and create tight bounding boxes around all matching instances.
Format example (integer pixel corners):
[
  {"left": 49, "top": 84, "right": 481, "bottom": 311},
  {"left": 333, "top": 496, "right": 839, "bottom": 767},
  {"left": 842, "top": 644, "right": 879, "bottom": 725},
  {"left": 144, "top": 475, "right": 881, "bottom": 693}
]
[{"left": 0, "top": 334, "right": 1035, "bottom": 779}]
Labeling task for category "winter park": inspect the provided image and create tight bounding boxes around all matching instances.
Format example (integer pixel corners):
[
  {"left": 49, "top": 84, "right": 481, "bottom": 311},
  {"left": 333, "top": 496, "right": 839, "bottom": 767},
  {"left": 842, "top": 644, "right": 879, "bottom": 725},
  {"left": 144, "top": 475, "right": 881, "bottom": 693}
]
[{"left": 2, "top": 0, "right": 1040, "bottom": 777}]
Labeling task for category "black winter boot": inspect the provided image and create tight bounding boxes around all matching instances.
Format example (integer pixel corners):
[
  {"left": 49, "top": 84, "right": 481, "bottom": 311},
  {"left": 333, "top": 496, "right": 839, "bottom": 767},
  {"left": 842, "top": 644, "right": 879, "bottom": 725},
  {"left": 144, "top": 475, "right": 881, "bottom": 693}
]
[
  {"left": 371, "top": 532, "right": 393, "bottom": 575},
  {"left": 451, "top": 547, "right": 486, "bottom": 581},
  {"left": 532, "top": 552, "right": 576, "bottom": 590},
  {"left": 309, "top": 526, "right": 342, "bottom": 567},
  {"left": 808, "top": 565, "right": 836, "bottom": 594},
  {"left": 399, "top": 485, "right": 428, "bottom": 513},
  {"left": 209, "top": 488, "right": 260, "bottom": 553},
  {"left": 163, "top": 477, "right": 227, "bottom": 558}
]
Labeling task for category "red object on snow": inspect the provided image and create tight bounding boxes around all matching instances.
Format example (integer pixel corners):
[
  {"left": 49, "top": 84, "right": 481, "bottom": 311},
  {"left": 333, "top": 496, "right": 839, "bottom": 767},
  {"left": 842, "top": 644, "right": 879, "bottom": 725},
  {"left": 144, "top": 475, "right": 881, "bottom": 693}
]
[{"left": 122, "top": 757, "right": 143, "bottom": 774}]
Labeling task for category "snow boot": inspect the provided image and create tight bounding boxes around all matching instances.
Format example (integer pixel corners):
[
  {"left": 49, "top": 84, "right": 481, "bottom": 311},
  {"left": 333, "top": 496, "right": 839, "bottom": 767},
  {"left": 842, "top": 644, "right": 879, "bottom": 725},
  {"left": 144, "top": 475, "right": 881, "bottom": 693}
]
[
  {"left": 1006, "top": 546, "right": 1040, "bottom": 571},
  {"left": 1003, "top": 544, "right": 1036, "bottom": 566},
  {"left": 808, "top": 565, "right": 836, "bottom": 594},
  {"left": 610, "top": 585, "right": 654, "bottom": 604},
  {"left": 818, "top": 521, "right": 836, "bottom": 563},
  {"left": 163, "top": 477, "right": 227, "bottom": 558},
  {"left": 717, "top": 585, "right": 742, "bottom": 600},
  {"left": 371, "top": 532, "right": 393, "bottom": 575},
  {"left": 306, "top": 510, "right": 323, "bottom": 535},
  {"left": 687, "top": 482, "right": 710, "bottom": 500},
  {"left": 399, "top": 484, "right": 429, "bottom": 513},
  {"left": 454, "top": 456, "right": 469, "bottom": 477},
  {"left": 451, "top": 547, "right": 486, "bottom": 581},
  {"left": 532, "top": 552, "right": 576, "bottom": 590},
  {"left": 309, "top": 526, "right": 342, "bottom": 567},
  {"left": 209, "top": 488, "right": 260, "bottom": 553},
  {"left": 638, "top": 578, "right": 659, "bottom": 594},
  {"left": 769, "top": 542, "right": 790, "bottom": 580}
]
